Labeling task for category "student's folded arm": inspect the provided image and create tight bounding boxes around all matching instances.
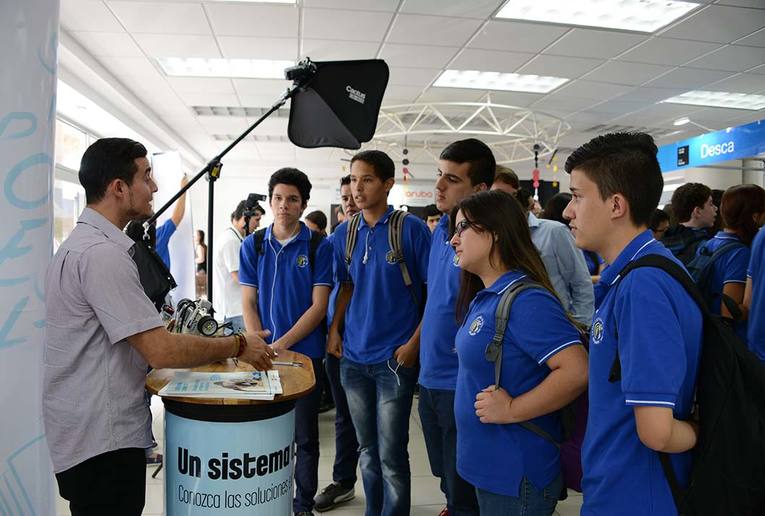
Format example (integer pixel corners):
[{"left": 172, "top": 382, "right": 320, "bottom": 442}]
[
  {"left": 272, "top": 285, "right": 331, "bottom": 350},
  {"left": 634, "top": 406, "right": 698, "bottom": 453},
  {"left": 721, "top": 281, "right": 745, "bottom": 320}
]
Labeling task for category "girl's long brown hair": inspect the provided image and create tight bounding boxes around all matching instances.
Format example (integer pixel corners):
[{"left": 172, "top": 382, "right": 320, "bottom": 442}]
[
  {"left": 452, "top": 190, "right": 560, "bottom": 323},
  {"left": 721, "top": 184, "right": 765, "bottom": 246}
]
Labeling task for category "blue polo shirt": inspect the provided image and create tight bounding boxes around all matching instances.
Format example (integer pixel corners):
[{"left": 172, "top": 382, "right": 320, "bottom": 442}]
[
  {"left": 582, "top": 231, "right": 702, "bottom": 516},
  {"left": 332, "top": 206, "right": 431, "bottom": 365},
  {"left": 748, "top": 227, "right": 765, "bottom": 360},
  {"left": 419, "top": 214, "right": 462, "bottom": 390},
  {"left": 696, "top": 231, "right": 749, "bottom": 340},
  {"left": 454, "top": 270, "right": 582, "bottom": 496},
  {"left": 155, "top": 219, "right": 176, "bottom": 268},
  {"left": 239, "top": 223, "right": 333, "bottom": 358}
]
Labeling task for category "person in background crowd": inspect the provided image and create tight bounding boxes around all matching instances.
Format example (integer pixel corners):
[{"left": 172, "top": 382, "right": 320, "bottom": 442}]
[
  {"left": 694, "top": 185, "right": 765, "bottom": 341},
  {"left": 451, "top": 190, "right": 588, "bottom": 515},
  {"left": 154, "top": 175, "right": 188, "bottom": 269},
  {"left": 709, "top": 188, "right": 724, "bottom": 237},
  {"left": 194, "top": 229, "right": 207, "bottom": 274},
  {"left": 649, "top": 208, "right": 671, "bottom": 241},
  {"left": 212, "top": 199, "right": 258, "bottom": 333},
  {"left": 420, "top": 138, "right": 496, "bottom": 516},
  {"left": 424, "top": 204, "right": 441, "bottom": 233},
  {"left": 661, "top": 182, "right": 717, "bottom": 265},
  {"left": 329, "top": 151, "right": 431, "bottom": 516},
  {"left": 315, "top": 174, "right": 361, "bottom": 512},
  {"left": 44, "top": 138, "right": 273, "bottom": 515},
  {"left": 305, "top": 210, "right": 328, "bottom": 237},
  {"left": 543, "top": 192, "right": 602, "bottom": 278},
  {"left": 240, "top": 168, "right": 333, "bottom": 516},
  {"left": 563, "top": 132, "right": 701, "bottom": 516},
  {"left": 745, "top": 224, "right": 765, "bottom": 362},
  {"left": 493, "top": 166, "right": 520, "bottom": 195},
  {"left": 498, "top": 188, "right": 594, "bottom": 326},
  {"left": 250, "top": 203, "right": 266, "bottom": 231}
]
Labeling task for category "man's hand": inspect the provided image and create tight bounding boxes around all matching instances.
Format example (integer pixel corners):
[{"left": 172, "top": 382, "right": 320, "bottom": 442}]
[
  {"left": 393, "top": 341, "right": 418, "bottom": 368},
  {"left": 240, "top": 330, "right": 274, "bottom": 370},
  {"left": 327, "top": 328, "right": 343, "bottom": 358},
  {"left": 475, "top": 386, "right": 514, "bottom": 424}
]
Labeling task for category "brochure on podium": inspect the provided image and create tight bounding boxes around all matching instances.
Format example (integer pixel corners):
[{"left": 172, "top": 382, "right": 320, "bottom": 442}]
[{"left": 159, "top": 370, "right": 283, "bottom": 400}]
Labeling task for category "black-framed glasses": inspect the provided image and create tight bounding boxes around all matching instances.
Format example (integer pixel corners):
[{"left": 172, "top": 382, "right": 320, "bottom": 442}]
[{"left": 453, "top": 219, "right": 473, "bottom": 238}]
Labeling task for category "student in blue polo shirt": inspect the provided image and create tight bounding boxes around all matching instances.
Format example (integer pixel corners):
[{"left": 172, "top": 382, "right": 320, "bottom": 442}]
[
  {"left": 562, "top": 132, "right": 703, "bottom": 516},
  {"left": 314, "top": 175, "right": 360, "bottom": 512},
  {"left": 239, "top": 167, "right": 333, "bottom": 516},
  {"left": 329, "top": 150, "right": 431, "bottom": 516},
  {"left": 449, "top": 190, "right": 588, "bottom": 516},
  {"left": 419, "top": 138, "right": 495, "bottom": 516},
  {"left": 695, "top": 184, "right": 765, "bottom": 341},
  {"left": 746, "top": 226, "right": 765, "bottom": 361}
]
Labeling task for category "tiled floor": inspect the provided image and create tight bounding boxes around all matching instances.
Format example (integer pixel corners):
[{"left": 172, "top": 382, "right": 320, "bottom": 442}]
[{"left": 56, "top": 395, "right": 583, "bottom": 515}]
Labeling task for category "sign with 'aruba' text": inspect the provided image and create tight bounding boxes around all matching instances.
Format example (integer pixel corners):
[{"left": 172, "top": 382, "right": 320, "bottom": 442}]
[{"left": 166, "top": 410, "right": 295, "bottom": 515}]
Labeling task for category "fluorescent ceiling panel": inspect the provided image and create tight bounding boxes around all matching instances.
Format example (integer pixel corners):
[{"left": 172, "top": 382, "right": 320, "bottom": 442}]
[
  {"left": 157, "top": 57, "right": 294, "bottom": 79},
  {"left": 496, "top": 0, "right": 699, "bottom": 33},
  {"left": 206, "top": 0, "right": 295, "bottom": 3},
  {"left": 434, "top": 69, "right": 568, "bottom": 93},
  {"left": 661, "top": 90, "right": 765, "bottom": 110}
]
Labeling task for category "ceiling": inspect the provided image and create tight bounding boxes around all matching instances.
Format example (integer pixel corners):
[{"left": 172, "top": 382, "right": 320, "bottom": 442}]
[{"left": 58, "top": 0, "right": 765, "bottom": 182}]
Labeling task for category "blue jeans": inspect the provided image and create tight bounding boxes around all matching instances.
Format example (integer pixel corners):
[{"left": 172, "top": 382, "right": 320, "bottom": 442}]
[
  {"left": 476, "top": 474, "right": 563, "bottom": 516},
  {"left": 419, "top": 387, "right": 478, "bottom": 516},
  {"left": 325, "top": 352, "right": 359, "bottom": 487},
  {"left": 294, "top": 357, "right": 324, "bottom": 512},
  {"left": 340, "top": 357, "right": 417, "bottom": 516},
  {"left": 224, "top": 315, "right": 245, "bottom": 332}
]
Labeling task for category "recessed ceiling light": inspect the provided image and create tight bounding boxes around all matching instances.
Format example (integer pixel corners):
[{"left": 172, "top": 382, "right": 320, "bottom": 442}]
[
  {"left": 157, "top": 57, "right": 294, "bottom": 79},
  {"left": 662, "top": 91, "right": 765, "bottom": 111},
  {"left": 495, "top": 0, "right": 699, "bottom": 33},
  {"left": 433, "top": 70, "right": 568, "bottom": 94},
  {"left": 205, "top": 0, "right": 295, "bottom": 3}
]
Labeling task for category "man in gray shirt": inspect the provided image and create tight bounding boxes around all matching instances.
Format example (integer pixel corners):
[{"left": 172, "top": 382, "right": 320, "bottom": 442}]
[{"left": 43, "top": 138, "right": 274, "bottom": 516}]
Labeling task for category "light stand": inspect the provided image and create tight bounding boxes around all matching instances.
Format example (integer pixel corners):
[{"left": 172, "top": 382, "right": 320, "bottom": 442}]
[{"left": 144, "top": 67, "right": 314, "bottom": 305}]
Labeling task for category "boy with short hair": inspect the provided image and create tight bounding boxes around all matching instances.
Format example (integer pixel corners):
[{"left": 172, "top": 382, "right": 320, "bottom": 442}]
[
  {"left": 662, "top": 182, "right": 717, "bottom": 264},
  {"left": 563, "top": 132, "right": 702, "bottom": 516},
  {"left": 239, "top": 167, "right": 333, "bottom": 516},
  {"left": 329, "top": 150, "right": 431, "bottom": 516}
]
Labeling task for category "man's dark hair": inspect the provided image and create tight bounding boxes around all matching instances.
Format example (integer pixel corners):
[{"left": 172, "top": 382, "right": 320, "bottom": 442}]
[
  {"left": 494, "top": 166, "right": 519, "bottom": 190},
  {"left": 232, "top": 199, "right": 248, "bottom": 221},
  {"left": 439, "top": 138, "right": 495, "bottom": 188},
  {"left": 649, "top": 208, "right": 670, "bottom": 232},
  {"left": 268, "top": 167, "right": 311, "bottom": 204},
  {"left": 424, "top": 204, "right": 440, "bottom": 218},
  {"left": 340, "top": 174, "right": 351, "bottom": 187},
  {"left": 564, "top": 132, "right": 662, "bottom": 227},
  {"left": 305, "top": 210, "right": 328, "bottom": 232},
  {"left": 671, "top": 183, "right": 712, "bottom": 223},
  {"left": 516, "top": 188, "right": 534, "bottom": 212},
  {"left": 79, "top": 137, "right": 147, "bottom": 204},
  {"left": 542, "top": 192, "right": 573, "bottom": 226},
  {"left": 351, "top": 150, "right": 395, "bottom": 181}
]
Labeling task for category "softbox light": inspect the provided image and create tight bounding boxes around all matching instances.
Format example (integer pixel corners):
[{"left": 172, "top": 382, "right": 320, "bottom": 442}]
[{"left": 288, "top": 59, "right": 389, "bottom": 150}]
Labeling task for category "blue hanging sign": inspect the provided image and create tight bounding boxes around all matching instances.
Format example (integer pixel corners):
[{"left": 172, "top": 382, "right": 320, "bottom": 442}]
[{"left": 657, "top": 118, "right": 765, "bottom": 173}]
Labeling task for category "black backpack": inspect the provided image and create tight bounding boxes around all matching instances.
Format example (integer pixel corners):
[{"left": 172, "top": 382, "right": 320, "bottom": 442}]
[
  {"left": 485, "top": 278, "right": 589, "bottom": 494},
  {"left": 611, "top": 254, "right": 765, "bottom": 516},
  {"left": 685, "top": 240, "right": 746, "bottom": 319}
]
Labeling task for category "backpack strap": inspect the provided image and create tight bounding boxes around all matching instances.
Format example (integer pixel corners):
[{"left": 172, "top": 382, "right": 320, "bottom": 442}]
[
  {"left": 344, "top": 213, "right": 362, "bottom": 269},
  {"left": 308, "top": 230, "right": 323, "bottom": 275},
  {"left": 485, "top": 278, "right": 562, "bottom": 448},
  {"left": 388, "top": 210, "right": 413, "bottom": 288},
  {"left": 695, "top": 240, "right": 746, "bottom": 291},
  {"left": 253, "top": 228, "right": 267, "bottom": 256}
]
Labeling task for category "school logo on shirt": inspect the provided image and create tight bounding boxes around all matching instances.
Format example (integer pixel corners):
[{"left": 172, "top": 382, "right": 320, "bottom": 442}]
[
  {"left": 296, "top": 255, "right": 309, "bottom": 268},
  {"left": 452, "top": 254, "right": 460, "bottom": 267},
  {"left": 385, "top": 250, "right": 398, "bottom": 264},
  {"left": 592, "top": 317, "right": 605, "bottom": 345},
  {"left": 468, "top": 315, "right": 484, "bottom": 336}
]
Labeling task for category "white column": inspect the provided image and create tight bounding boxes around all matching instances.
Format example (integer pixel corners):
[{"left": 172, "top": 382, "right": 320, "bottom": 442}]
[{"left": 0, "top": 0, "right": 59, "bottom": 514}]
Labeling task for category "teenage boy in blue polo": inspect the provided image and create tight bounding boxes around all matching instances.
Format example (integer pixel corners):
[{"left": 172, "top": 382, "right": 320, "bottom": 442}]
[
  {"left": 746, "top": 227, "right": 765, "bottom": 361},
  {"left": 419, "top": 139, "right": 495, "bottom": 516},
  {"left": 329, "top": 150, "right": 431, "bottom": 516},
  {"left": 239, "top": 167, "right": 333, "bottom": 516},
  {"left": 562, "top": 132, "right": 702, "bottom": 516}
]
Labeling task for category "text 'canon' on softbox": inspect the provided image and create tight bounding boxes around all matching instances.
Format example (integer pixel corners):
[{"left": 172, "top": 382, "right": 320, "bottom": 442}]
[{"left": 288, "top": 59, "right": 389, "bottom": 150}]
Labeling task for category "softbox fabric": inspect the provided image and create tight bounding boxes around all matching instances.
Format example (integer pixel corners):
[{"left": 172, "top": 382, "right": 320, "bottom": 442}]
[{"left": 288, "top": 59, "right": 389, "bottom": 149}]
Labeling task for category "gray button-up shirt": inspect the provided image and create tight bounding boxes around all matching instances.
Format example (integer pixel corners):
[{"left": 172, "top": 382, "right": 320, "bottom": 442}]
[
  {"left": 528, "top": 213, "right": 595, "bottom": 326},
  {"left": 43, "top": 207, "right": 163, "bottom": 473}
]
